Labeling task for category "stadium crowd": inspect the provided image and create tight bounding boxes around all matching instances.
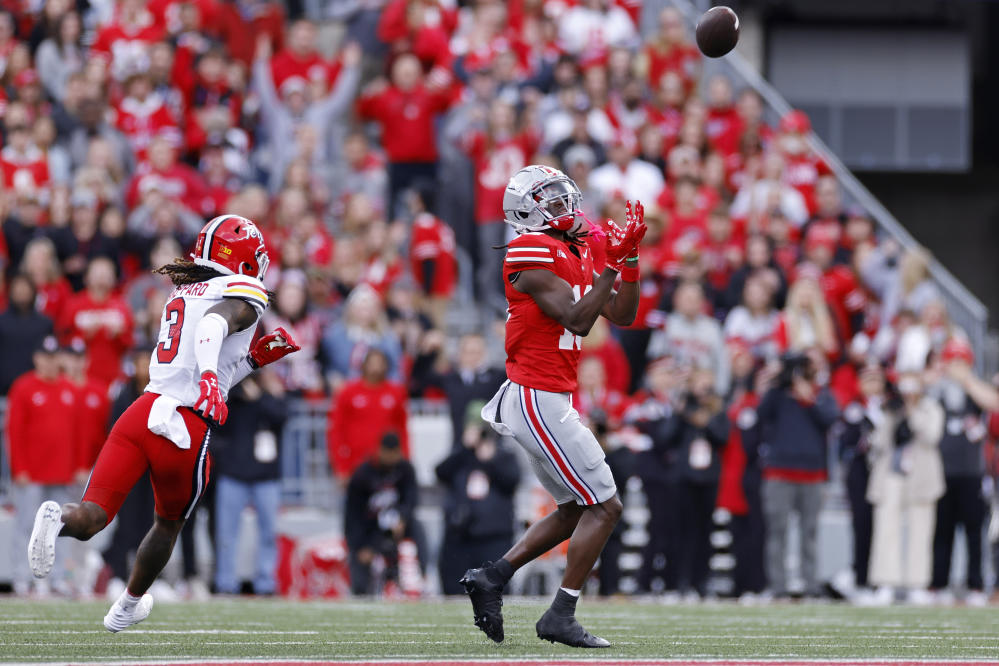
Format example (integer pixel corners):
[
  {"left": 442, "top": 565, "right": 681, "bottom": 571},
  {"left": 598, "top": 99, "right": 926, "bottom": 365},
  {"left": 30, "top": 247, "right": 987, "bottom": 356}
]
[{"left": 2, "top": 0, "right": 999, "bottom": 604}]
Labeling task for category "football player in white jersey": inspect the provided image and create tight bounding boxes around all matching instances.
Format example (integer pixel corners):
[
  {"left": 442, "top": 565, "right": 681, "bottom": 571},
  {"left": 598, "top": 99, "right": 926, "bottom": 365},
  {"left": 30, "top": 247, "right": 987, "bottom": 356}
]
[{"left": 26, "top": 215, "right": 300, "bottom": 631}]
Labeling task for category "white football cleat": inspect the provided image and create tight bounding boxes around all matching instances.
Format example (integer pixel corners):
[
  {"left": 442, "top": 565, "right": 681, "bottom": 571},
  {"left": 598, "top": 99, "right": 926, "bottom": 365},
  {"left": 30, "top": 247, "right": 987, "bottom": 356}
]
[
  {"left": 104, "top": 593, "right": 154, "bottom": 632},
  {"left": 28, "top": 501, "right": 62, "bottom": 579}
]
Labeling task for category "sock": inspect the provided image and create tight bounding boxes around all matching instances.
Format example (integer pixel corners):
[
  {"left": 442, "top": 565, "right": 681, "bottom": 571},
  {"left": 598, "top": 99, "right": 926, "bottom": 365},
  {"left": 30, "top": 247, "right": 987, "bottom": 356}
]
[
  {"left": 560, "top": 586, "right": 580, "bottom": 597},
  {"left": 486, "top": 558, "right": 514, "bottom": 585},
  {"left": 120, "top": 591, "right": 142, "bottom": 609},
  {"left": 551, "top": 587, "right": 579, "bottom": 616}
]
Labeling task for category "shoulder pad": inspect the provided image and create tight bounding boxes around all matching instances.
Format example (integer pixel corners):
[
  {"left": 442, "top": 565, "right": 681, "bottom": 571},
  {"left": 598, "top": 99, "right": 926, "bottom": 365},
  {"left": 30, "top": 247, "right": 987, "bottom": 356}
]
[{"left": 217, "top": 274, "right": 269, "bottom": 314}]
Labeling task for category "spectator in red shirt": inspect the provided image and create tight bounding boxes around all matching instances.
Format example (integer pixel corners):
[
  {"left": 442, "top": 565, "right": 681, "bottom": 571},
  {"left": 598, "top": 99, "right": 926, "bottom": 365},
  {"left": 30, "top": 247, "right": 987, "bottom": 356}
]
[
  {"left": 1, "top": 103, "right": 51, "bottom": 195},
  {"left": 377, "top": 0, "right": 455, "bottom": 71},
  {"left": 357, "top": 52, "right": 457, "bottom": 215},
  {"left": 705, "top": 74, "right": 740, "bottom": 156},
  {"left": 406, "top": 181, "right": 455, "bottom": 329},
  {"left": 642, "top": 6, "right": 700, "bottom": 93},
  {"left": 270, "top": 18, "right": 340, "bottom": 94},
  {"left": 113, "top": 70, "right": 182, "bottom": 162},
  {"left": 57, "top": 257, "right": 134, "bottom": 388},
  {"left": 580, "top": 318, "right": 631, "bottom": 395},
  {"left": 328, "top": 348, "right": 410, "bottom": 479},
  {"left": 461, "top": 100, "right": 536, "bottom": 313},
  {"left": 19, "top": 237, "right": 72, "bottom": 323},
  {"left": 776, "top": 110, "right": 832, "bottom": 215},
  {"left": 214, "top": 0, "right": 284, "bottom": 66},
  {"left": 91, "top": 0, "right": 165, "bottom": 82},
  {"left": 6, "top": 335, "right": 80, "bottom": 594},
  {"left": 797, "top": 225, "right": 868, "bottom": 345},
  {"left": 181, "top": 47, "right": 243, "bottom": 154},
  {"left": 573, "top": 354, "right": 630, "bottom": 430},
  {"left": 58, "top": 337, "right": 111, "bottom": 474},
  {"left": 126, "top": 135, "right": 212, "bottom": 215}
]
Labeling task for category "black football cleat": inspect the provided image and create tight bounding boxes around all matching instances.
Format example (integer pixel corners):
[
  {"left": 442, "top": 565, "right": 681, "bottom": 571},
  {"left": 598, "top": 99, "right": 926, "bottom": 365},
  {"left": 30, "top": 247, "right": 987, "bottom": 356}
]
[
  {"left": 460, "top": 565, "right": 505, "bottom": 643},
  {"left": 535, "top": 607, "right": 610, "bottom": 648}
]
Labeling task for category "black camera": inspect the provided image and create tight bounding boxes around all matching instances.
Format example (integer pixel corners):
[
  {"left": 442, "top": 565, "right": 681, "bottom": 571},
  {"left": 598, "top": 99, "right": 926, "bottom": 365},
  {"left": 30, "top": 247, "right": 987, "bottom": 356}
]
[{"left": 776, "top": 352, "right": 816, "bottom": 388}]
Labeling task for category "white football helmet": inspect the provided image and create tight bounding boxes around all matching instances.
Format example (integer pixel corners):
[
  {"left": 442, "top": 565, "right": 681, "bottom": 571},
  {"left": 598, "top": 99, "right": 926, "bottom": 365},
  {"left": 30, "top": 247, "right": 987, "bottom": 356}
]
[{"left": 502, "top": 165, "right": 585, "bottom": 236}]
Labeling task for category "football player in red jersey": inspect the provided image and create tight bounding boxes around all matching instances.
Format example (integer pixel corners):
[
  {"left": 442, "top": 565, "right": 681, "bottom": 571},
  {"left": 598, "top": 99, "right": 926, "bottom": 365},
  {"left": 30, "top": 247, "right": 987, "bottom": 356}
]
[
  {"left": 461, "top": 165, "right": 646, "bottom": 648},
  {"left": 27, "top": 215, "right": 300, "bottom": 632}
]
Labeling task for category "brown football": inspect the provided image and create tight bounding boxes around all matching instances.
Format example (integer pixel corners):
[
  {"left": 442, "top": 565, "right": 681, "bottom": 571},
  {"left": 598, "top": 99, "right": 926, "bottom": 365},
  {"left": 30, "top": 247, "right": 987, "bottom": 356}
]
[{"left": 695, "top": 6, "right": 740, "bottom": 58}]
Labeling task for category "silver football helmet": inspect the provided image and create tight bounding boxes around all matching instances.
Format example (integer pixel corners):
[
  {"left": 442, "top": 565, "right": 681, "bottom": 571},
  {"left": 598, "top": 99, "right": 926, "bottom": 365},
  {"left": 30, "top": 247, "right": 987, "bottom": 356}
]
[{"left": 502, "top": 165, "right": 585, "bottom": 236}]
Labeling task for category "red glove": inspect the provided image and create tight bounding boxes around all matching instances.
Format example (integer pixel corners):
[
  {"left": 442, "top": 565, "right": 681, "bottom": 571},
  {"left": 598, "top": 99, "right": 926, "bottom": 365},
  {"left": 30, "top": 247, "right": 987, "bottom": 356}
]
[
  {"left": 249, "top": 327, "right": 302, "bottom": 368},
  {"left": 605, "top": 200, "right": 647, "bottom": 280},
  {"left": 194, "top": 371, "right": 228, "bottom": 425}
]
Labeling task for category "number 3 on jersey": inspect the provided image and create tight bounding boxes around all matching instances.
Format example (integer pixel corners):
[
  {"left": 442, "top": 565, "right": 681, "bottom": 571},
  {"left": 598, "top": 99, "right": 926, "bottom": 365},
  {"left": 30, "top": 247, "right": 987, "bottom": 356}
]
[
  {"left": 156, "top": 297, "right": 186, "bottom": 364},
  {"left": 558, "top": 284, "right": 591, "bottom": 350}
]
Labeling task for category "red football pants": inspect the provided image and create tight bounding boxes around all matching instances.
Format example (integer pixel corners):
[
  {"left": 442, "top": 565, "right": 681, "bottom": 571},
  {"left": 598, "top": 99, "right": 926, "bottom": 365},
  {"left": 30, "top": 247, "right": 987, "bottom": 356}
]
[{"left": 83, "top": 392, "right": 212, "bottom": 523}]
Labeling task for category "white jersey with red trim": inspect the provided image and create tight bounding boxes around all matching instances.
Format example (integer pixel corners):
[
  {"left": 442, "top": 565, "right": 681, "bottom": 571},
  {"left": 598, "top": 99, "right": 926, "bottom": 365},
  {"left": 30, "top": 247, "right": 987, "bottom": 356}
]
[{"left": 146, "top": 274, "right": 268, "bottom": 406}]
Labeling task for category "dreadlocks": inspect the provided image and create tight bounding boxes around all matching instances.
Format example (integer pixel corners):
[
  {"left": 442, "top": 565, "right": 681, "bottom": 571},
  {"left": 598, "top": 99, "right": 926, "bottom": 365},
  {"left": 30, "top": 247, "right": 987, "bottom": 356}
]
[
  {"left": 153, "top": 258, "right": 277, "bottom": 301},
  {"left": 154, "top": 258, "right": 225, "bottom": 286}
]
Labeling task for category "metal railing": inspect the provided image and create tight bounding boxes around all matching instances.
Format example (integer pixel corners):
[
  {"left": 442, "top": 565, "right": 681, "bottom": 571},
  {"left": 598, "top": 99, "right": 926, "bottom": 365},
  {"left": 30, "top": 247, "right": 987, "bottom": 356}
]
[
  {"left": 0, "top": 397, "right": 453, "bottom": 509},
  {"left": 662, "top": 0, "right": 991, "bottom": 371}
]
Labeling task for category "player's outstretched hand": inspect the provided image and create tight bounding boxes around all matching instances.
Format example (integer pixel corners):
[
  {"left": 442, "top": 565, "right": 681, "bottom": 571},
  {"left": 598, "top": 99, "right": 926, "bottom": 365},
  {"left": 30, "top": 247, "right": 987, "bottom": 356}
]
[
  {"left": 250, "top": 327, "right": 302, "bottom": 368},
  {"left": 195, "top": 371, "right": 228, "bottom": 425}
]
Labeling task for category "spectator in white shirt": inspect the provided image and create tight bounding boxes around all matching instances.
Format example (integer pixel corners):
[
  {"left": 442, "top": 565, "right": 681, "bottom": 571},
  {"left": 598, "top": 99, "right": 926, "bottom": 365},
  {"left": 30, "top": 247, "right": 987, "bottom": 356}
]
[{"left": 588, "top": 131, "right": 664, "bottom": 213}]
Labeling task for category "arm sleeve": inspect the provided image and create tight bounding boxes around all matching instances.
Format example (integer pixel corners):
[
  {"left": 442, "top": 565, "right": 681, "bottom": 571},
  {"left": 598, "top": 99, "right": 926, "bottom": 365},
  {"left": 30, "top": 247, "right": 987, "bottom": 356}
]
[
  {"left": 314, "top": 64, "right": 361, "bottom": 120},
  {"left": 807, "top": 389, "right": 841, "bottom": 430},
  {"left": 252, "top": 57, "right": 281, "bottom": 127},
  {"left": 194, "top": 313, "right": 229, "bottom": 375}
]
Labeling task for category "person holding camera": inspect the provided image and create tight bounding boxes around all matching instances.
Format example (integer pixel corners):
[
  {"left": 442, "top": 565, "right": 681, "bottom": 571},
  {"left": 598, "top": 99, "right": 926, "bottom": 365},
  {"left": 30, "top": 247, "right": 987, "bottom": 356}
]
[
  {"left": 344, "top": 432, "right": 423, "bottom": 596},
  {"left": 435, "top": 405, "right": 521, "bottom": 596},
  {"left": 865, "top": 371, "right": 944, "bottom": 605},
  {"left": 647, "top": 367, "right": 729, "bottom": 599},
  {"left": 758, "top": 349, "right": 840, "bottom": 598}
]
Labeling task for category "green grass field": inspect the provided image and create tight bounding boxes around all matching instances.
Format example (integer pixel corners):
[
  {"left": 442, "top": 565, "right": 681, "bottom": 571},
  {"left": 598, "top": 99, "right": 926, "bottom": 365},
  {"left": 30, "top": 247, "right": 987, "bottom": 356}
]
[{"left": 1, "top": 598, "right": 998, "bottom": 664}]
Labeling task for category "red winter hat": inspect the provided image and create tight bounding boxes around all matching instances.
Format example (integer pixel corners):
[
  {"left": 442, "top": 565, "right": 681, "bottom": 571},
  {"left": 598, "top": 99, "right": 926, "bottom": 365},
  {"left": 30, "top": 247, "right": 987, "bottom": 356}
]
[
  {"left": 779, "top": 109, "right": 811, "bottom": 134},
  {"left": 941, "top": 337, "right": 974, "bottom": 365}
]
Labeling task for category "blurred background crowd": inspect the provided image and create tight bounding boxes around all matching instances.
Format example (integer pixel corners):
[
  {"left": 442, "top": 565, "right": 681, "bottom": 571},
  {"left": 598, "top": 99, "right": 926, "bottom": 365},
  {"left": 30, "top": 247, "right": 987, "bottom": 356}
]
[{"left": 1, "top": 0, "right": 998, "bottom": 604}]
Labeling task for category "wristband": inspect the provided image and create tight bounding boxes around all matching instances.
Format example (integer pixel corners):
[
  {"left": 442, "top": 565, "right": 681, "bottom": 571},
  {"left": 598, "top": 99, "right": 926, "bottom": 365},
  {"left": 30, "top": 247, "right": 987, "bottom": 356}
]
[{"left": 620, "top": 256, "right": 640, "bottom": 282}]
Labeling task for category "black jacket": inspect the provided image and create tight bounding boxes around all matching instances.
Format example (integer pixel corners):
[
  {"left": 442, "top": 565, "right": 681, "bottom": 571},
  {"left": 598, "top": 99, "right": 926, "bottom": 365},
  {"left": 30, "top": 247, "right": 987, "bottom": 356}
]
[
  {"left": 758, "top": 386, "right": 839, "bottom": 474},
  {"left": 650, "top": 408, "right": 730, "bottom": 484},
  {"left": 412, "top": 359, "right": 506, "bottom": 447},
  {"left": 212, "top": 384, "right": 287, "bottom": 482},
  {"left": 436, "top": 444, "right": 520, "bottom": 540},
  {"left": 0, "top": 307, "right": 52, "bottom": 394},
  {"left": 344, "top": 459, "right": 418, "bottom": 552}
]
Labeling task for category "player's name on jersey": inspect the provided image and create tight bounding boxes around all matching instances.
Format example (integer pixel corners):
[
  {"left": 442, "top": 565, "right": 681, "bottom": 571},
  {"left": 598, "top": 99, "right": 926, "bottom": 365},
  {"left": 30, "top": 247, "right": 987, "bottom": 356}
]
[{"left": 174, "top": 282, "right": 210, "bottom": 297}]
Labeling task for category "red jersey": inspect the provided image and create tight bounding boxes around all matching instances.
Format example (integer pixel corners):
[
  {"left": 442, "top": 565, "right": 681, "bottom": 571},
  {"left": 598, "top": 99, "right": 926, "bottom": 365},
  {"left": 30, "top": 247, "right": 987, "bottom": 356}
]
[
  {"left": 126, "top": 162, "right": 213, "bottom": 214},
  {"left": 644, "top": 42, "right": 700, "bottom": 92},
  {"left": 113, "top": 94, "right": 182, "bottom": 160},
  {"left": 409, "top": 213, "right": 456, "bottom": 297},
  {"left": 91, "top": 18, "right": 164, "bottom": 76},
  {"left": 57, "top": 293, "right": 134, "bottom": 388},
  {"left": 270, "top": 49, "right": 341, "bottom": 92},
  {"left": 0, "top": 145, "right": 50, "bottom": 192},
  {"left": 503, "top": 232, "right": 595, "bottom": 393},
  {"left": 6, "top": 372, "right": 80, "bottom": 484},
  {"left": 356, "top": 84, "right": 456, "bottom": 163},
  {"left": 464, "top": 132, "right": 537, "bottom": 224},
  {"left": 70, "top": 377, "right": 111, "bottom": 471},
  {"left": 327, "top": 379, "right": 409, "bottom": 478},
  {"left": 783, "top": 152, "right": 832, "bottom": 215}
]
